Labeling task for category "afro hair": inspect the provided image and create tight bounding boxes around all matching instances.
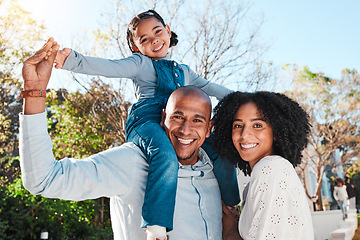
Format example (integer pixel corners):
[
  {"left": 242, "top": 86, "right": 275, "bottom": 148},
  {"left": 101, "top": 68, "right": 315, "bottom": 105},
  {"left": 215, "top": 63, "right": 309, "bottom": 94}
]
[{"left": 212, "top": 91, "right": 311, "bottom": 176}]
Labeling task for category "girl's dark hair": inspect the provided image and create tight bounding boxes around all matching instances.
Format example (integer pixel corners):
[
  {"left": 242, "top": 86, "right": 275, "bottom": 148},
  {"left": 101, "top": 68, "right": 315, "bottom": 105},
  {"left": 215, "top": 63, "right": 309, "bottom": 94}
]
[
  {"left": 335, "top": 177, "right": 345, "bottom": 186},
  {"left": 212, "top": 91, "right": 311, "bottom": 176},
  {"left": 126, "top": 9, "right": 178, "bottom": 53}
]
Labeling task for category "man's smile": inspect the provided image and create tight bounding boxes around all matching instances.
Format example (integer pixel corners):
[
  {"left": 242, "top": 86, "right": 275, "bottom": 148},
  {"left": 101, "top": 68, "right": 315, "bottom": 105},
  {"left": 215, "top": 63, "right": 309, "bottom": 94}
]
[{"left": 176, "top": 136, "right": 196, "bottom": 145}]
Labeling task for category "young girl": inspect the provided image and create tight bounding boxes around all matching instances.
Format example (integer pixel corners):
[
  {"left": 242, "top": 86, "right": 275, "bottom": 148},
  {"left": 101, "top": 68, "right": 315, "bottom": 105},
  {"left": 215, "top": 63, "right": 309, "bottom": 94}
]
[
  {"left": 212, "top": 91, "right": 314, "bottom": 240},
  {"left": 54, "top": 10, "right": 239, "bottom": 239},
  {"left": 333, "top": 177, "right": 349, "bottom": 220}
]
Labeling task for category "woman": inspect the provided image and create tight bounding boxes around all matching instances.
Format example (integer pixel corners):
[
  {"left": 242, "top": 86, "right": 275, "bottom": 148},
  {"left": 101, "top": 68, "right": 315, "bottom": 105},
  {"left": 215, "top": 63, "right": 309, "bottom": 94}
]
[{"left": 212, "top": 91, "right": 314, "bottom": 240}]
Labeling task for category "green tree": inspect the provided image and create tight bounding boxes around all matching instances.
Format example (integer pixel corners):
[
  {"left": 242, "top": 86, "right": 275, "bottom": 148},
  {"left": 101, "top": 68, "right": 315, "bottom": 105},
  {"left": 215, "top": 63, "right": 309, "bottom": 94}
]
[
  {"left": 289, "top": 66, "right": 360, "bottom": 210},
  {"left": 0, "top": 75, "right": 22, "bottom": 157},
  {"left": 0, "top": 175, "right": 112, "bottom": 239},
  {"left": 0, "top": 1, "right": 114, "bottom": 238},
  {"left": 0, "top": 0, "right": 45, "bottom": 70},
  {"left": 47, "top": 79, "right": 129, "bottom": 159},
  {"left": 0, "top": 0, "right": 45, "bottom": 157}
]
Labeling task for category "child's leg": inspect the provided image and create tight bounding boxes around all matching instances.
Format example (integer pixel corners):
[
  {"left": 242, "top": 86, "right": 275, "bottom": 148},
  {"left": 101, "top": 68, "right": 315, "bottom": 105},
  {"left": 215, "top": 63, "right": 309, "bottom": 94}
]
[
  {"left": 201, "top": 134, "right": 240, "bottom": 206},
  {"left": 127, "top": 122, "right": 178, "bottom": 232},
  {"left": 339, "top": 200, "right": 346, "bottom": 219},
  {"left": 344, "top": 200, "right": 348, "bottom": 218}
]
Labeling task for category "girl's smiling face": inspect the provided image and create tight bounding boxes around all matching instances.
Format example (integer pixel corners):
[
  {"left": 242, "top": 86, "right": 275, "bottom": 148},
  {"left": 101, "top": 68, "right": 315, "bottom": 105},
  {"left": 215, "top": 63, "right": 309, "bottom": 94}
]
[
  {"left": 131, "top": 17, "right": 171, "bottom": 59},
  {"left": 232, "top": 102, "right": 274, "bottom": 169}
]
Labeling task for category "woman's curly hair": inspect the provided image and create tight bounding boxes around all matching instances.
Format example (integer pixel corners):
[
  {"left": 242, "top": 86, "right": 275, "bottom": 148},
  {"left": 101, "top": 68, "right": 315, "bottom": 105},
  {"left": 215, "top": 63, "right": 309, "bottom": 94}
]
[{"left": 212, "top": 91, "right": 311, "bottom": 176}]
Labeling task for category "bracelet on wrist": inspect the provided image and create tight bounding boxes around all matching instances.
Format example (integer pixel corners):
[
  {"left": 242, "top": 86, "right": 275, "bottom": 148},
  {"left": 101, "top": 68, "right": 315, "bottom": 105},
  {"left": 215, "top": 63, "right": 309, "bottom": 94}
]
[{"left": 20, "top": 90, "right": 47, "bottom": 98}]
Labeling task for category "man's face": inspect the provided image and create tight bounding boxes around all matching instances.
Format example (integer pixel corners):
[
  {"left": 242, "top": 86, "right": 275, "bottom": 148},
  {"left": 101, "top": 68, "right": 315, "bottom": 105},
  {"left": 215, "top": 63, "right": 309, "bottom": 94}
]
[{"left": 161, "top": 93, "right": 212, "bottom": 165}]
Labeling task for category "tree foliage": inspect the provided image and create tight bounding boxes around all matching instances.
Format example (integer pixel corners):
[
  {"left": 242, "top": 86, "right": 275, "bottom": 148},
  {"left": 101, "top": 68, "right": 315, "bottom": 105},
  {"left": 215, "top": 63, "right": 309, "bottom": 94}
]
[
  {"left": 47, "top": 79, "right": 129, "bottom": 159},
  {"left": 0, "top": 1, "right": 117, "bottom": 238},
  {"left": 0, "top": 0, "right": 45, "bottom": 157},
  {"left": 0, "top": 168, "right": 112, "bottom": 240},
  {"left": 0, "top": 82, "right": 124, "bottom": 238},
  {"left": 0, "top": 75, "right": 21, "bottom": 156},
  {"left": 289, "top": 66, "right": 360, "bottom": 210},
  {"left": 0, "top": 0, "right": 45, "bottom": 71}
]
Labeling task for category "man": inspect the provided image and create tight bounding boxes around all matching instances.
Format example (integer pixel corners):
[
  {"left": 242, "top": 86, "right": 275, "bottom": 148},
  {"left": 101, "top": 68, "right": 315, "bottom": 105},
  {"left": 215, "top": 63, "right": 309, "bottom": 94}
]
[
  {"left": 345, "top": 177, "right": 357, "bottom": 209},
  {"left": 19, "top": 38, "right": 239, "bottom": 240}
]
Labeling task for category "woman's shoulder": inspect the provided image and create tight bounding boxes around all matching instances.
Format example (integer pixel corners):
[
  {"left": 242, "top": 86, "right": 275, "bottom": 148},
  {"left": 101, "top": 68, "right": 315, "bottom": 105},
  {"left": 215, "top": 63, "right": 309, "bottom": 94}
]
[
  {"left": 254, "top": 155, "right": 291, "bottom": 169},
  {"left": 252, "top": 155, "right": 293, "bottom": 177}
]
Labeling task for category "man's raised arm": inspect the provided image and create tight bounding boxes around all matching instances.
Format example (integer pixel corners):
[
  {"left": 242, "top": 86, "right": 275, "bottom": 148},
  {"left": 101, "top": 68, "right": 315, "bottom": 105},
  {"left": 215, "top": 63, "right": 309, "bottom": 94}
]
[
  {"left": 19, "top": 38, "right": 147, "bottom": 201},
  {"left": 22, "top": 37, "right": 58, "bottom": 115}
]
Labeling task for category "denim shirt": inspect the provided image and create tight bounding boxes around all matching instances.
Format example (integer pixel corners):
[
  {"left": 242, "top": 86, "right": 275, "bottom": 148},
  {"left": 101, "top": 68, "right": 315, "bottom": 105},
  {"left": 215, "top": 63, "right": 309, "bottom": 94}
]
[
  {"left": 19, "top": 112, "right": 222, "bottom": 240},
  {"left": 63, "top": 51, "right": 232, "bottom": 101}
]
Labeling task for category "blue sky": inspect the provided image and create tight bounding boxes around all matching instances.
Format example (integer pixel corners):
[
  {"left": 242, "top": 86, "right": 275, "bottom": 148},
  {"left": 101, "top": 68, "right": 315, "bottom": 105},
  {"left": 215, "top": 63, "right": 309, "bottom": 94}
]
[
  {"left": 251, "top": 0, "right": 359, "bottom": 80},
  {"left": 18, "top": 0, "right": 360, "bottom": 90}
]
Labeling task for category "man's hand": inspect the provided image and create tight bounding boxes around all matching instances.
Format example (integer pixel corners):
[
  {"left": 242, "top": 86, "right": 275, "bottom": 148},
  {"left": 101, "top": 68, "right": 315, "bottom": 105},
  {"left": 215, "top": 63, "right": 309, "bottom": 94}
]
[
  {"left": 22, "top": 37, "right": 59, "bottom": 115},
  {"left": 54, "top": 48, "right": 71, "bottom": 69},
  {"left": 22, "top": 37, "right": 59, "bottom": 91},
  {"left": 222, "top": 202, "right": 243, "bottom": 240}
]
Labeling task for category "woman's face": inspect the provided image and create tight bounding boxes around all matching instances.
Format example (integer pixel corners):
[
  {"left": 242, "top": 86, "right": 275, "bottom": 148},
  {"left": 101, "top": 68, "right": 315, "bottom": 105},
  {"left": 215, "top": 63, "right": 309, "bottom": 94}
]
[
  {"left": 131, "top": 17, "right": 171, "bottom": 59},
  {"left": 232, "top": 102, "right": 274, "bottom": 169}
]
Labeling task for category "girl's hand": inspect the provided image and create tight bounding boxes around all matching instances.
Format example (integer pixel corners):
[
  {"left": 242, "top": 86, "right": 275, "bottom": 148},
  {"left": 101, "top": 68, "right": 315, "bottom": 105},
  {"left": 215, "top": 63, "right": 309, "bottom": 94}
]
[
  {"left": 54, "top": 48, "right": 72, "bottom": 69},
  {"left": 222, "top": 202, "right": 243, "bottom": 240}
]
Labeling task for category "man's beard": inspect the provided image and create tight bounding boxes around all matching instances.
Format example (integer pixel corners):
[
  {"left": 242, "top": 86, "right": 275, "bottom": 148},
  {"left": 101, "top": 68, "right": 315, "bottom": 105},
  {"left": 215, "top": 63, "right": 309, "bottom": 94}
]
[{"left": 178, "top": 150, "right": 196, "bottom": 161}]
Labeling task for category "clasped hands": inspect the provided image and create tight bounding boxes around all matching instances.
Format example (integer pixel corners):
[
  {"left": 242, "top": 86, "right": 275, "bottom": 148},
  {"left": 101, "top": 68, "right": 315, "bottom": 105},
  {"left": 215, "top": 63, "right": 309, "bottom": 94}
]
[{"left": 22, "top": 37, "right": 60, "bottom": 91}]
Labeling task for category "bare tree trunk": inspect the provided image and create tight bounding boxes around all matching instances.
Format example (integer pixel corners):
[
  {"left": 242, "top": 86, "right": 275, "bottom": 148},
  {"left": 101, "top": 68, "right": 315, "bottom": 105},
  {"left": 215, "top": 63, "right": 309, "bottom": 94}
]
[{"left": 315, "top": 186, "right": 323, "bottom": 211}]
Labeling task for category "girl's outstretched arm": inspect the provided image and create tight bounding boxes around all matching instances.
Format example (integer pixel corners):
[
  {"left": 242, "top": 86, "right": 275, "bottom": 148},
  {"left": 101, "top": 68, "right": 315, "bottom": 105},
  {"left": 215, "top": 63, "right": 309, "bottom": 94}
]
[
  {"left": 184, "top": 66, "right": 233, "bottom": 100},
  {"left": 61, "top": 50, "right": 142, "bottom": 79}
]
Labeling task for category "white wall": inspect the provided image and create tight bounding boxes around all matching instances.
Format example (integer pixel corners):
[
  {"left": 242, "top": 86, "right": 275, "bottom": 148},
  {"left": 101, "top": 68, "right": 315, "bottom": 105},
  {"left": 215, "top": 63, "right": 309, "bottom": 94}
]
[{"left": 312, "top": 209, "right": 357, "bottom": 240}]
